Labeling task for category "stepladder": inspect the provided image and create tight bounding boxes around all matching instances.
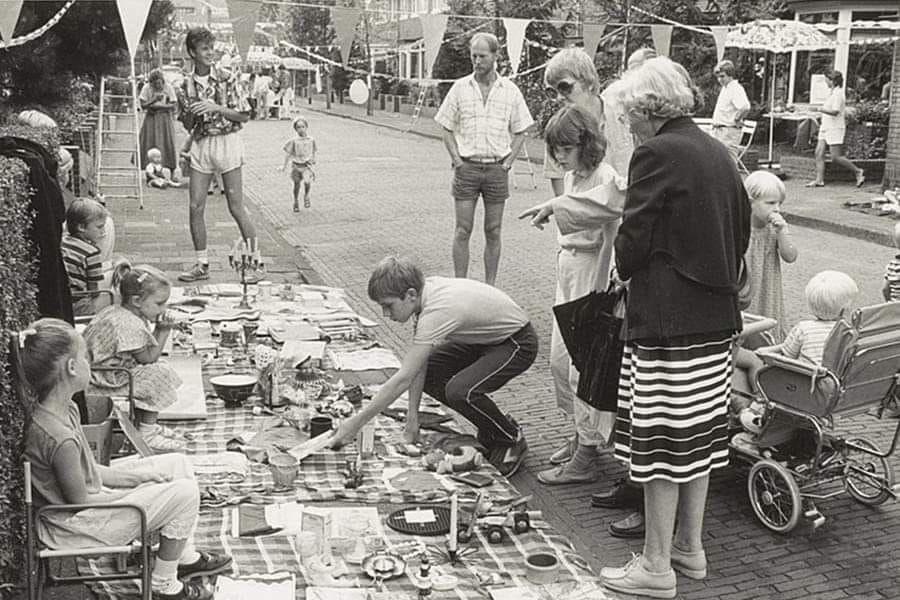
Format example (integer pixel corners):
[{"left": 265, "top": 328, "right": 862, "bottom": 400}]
[
  {"left": 511, "top": 142, "right": 537, "bottom": 189},
  {"left": 97, "top": 75, "right": 143, "bottom": 207},
  {"left": 403, "top": 87, "right": 429, "bottom": 134}
]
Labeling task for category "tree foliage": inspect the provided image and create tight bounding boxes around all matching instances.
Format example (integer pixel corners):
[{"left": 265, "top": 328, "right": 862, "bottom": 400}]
[{"left": 0, "top": 0, "right": 174, "bottom": 105}]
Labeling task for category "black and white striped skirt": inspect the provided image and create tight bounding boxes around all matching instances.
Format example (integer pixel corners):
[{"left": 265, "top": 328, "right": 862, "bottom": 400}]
[{"left": 613, "top": 334, "right": 733, "bottom": 483}]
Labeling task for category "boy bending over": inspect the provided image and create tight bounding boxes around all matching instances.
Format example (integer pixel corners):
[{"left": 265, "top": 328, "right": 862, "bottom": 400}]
[{"left": 329, "top": 257, "right": 537, "bottom": 476}]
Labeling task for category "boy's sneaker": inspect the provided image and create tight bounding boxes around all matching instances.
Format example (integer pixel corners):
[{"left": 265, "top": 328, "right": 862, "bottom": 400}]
[
  {"left": 178, "top": 263, "right": 210, "bottom": 283},
  {"left": 489, "top": 422, "right": 528, "bottom": 477},
  {"left": 154, "top": 580, "right": 212, "bottom": 600},
  {"left": 141, "top": 425, "right": 186, "bottom": 453},
  {"left": 178, "top": 551, "right": 233, "bottom": 579}
]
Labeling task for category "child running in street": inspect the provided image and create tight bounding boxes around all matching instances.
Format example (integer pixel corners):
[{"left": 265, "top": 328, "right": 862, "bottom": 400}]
[
  {"left": 83, "top": 263, "right": 186, "bottom": 453},
  {"left": 61, "top": 198, "right": 112, "bottom": 317},
  {"left": 20, "top": 318, "right": 231, "bottom": 600},
  {"left": 744, "top": 170, "right": 798, "bottom": 342},
  {"left": 281, "top": 116, "right": 317, "bottom": 212},
  {"left": 145, "top": 147, "right": 183, "bottom": 188},
  {"left": 522, "top": 104, "right": 624, "bottom": 486}
]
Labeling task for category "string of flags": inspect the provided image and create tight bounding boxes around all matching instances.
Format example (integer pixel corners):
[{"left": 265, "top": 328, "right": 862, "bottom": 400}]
[{"left": 2, "top": 0, "right": 897, "bottom": 77}]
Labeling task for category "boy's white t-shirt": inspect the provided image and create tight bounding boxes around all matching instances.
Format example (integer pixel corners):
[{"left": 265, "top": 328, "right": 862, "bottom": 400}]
[{"left": 413, "top": 277, "right": 529, "bottom": 347}]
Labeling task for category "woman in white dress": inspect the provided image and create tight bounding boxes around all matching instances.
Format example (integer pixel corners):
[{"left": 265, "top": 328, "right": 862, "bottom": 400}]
[{"left": 807, "top": 70, "right": 865, "bottom": 188}]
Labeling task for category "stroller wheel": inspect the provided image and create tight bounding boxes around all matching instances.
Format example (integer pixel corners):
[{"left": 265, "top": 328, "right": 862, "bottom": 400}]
[
  {"left": 845, "top": 437, "right": 894, "bottom": 506},
  {"left": 748, "top": 459, "right": 801, "bottom": 533}
]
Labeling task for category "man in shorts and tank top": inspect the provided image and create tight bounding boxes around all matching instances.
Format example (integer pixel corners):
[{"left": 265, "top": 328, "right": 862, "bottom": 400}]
[{"left": 328, "top": 257, "right": 537, "bottom": 476}]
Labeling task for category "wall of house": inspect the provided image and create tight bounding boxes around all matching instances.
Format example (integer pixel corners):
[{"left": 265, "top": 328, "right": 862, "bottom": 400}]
[{"left": 886, "top": 41, "right": 900, "bottom": 188}]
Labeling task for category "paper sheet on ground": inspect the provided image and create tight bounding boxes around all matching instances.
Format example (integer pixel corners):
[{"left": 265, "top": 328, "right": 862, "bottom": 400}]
[
  {"left": 215, "top": 573, "right": 296, "bottom": 600},
  {"left": 489, "top": 583, "right": 610, "bottom": 600},
  {"left": 330, "top": 348, "right": 401, "bottom": 371},
  {"left": 159, "top": 354, "right": 207, "bottom": 420}
]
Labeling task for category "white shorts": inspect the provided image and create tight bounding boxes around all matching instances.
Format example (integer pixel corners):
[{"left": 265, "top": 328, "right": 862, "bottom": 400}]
[
  {"left": 190, "top": 132, "right": 244, "bottom": 175},
  {"left": 820, "top": 127, "right": 846, "bottom": 146}
]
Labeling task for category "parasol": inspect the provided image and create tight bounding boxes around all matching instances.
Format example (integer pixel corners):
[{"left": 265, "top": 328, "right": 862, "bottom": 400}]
[{"left": 725, "top": 19, "right": 837, "bottom": 164}]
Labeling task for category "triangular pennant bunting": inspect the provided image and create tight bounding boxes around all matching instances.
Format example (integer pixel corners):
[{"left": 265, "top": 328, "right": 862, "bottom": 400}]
[
  {"left": 420, "top": 14, "right": 449, "bottom": 79},
  {"left": 582, "top": 22, "right": 607, "bottom": 60},
  {"left": 710, "top": 26, "right": 729, "bottom": 62},
  {"left": 650, "top": 24, "right": 673, "bottom": 57},
  {"left": 116, "top": 0, "right": 153, "bottom": 58},
  {"left": 331, "top": 6, "right": 362, "bottom": 67},
  {"left": 502, "top": 18, "right": 530, "bottom": 75},
  {"left": 0, "top": 0, "right": 23, "bottom": 43},
  {"left": 226, "top": 0, "right": 259, "bottom": 61}
]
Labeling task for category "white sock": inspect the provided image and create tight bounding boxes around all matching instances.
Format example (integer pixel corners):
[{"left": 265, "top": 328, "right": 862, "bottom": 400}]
[
  {"left": 151, "top": 557, "right": 182, "bottom": 594},
  {"left": 197, "top": 250, "right": 209, "bottom": 265},
  {"left": 179, "top": 538, "right": 201, "bottom": 566}
]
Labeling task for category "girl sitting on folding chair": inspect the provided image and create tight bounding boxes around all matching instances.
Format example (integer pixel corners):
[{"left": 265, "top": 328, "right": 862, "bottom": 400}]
[{"left": 20, "top": 319, "right": 232, "bottom": 600}]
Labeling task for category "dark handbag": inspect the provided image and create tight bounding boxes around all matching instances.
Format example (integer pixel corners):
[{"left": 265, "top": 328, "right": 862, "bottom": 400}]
[{"left": 552, "top": 284, "right": 626, "bottom": 411}]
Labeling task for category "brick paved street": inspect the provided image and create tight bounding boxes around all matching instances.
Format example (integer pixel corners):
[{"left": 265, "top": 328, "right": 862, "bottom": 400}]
[{"left": 112, "top": 110, "right": 900, "bottom": 599}]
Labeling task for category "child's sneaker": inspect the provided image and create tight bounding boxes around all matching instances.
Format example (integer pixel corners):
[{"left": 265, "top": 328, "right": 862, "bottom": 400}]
[
  {"left": 178, "top": 263, "right": 210, "bottom": 283},
  {"left": 141, "top": 425, "right": 186, "bottom": 453}
]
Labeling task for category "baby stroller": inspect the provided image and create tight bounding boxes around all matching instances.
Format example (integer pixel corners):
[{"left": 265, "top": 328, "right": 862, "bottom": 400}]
[{"left": 730, "top": 302, "right": 900, "bottom": 534}]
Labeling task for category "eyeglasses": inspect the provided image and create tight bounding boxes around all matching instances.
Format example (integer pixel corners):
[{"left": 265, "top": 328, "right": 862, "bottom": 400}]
[{"left": 545, "top": 80, "right": 576, "bottom": 99}]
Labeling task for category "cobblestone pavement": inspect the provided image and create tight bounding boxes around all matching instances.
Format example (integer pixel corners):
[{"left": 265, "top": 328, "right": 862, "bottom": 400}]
[
  {"left": 104, "top": 110, "right": 900, "bottom": 600},
  {"left": 232, "top": 112, "right": 900, "bottom": 599}
]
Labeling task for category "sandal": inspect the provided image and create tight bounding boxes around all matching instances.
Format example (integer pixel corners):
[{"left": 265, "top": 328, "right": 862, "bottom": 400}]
[
  {"left": 805, "top": 181, "right": 824, "bottom": 188},
  {"left": 304, "top": 197, "right": 311, "bottom": 209}
]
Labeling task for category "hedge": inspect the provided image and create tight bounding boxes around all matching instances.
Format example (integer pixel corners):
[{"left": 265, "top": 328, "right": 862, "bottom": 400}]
[{"left": 0, "top": 152, "right": 41, "bottom": 596}]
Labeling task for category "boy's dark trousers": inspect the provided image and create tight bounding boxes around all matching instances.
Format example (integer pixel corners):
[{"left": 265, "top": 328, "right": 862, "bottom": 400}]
[{"left": 423, "top": 323, "right": 538, "bottom": 448}]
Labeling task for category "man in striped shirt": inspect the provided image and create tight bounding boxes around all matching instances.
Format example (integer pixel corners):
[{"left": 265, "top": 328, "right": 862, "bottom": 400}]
[
  {"left": 61, "top": 198, "right": 109, "bottom": 316},
  {"left": 435, "top": 32, "right": 534, "bottom": 286},
  {"left": 882, "top": 223, "right": 900, "bottom": 302}
]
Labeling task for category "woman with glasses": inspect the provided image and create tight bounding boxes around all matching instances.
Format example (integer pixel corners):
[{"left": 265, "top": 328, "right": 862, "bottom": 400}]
[{"left": 535, "top": 48, "right": 653, "bottom": 487}]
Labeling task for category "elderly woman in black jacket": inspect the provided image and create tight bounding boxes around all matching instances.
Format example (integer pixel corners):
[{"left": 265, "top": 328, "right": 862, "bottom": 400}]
[{"left": 525, "top": 57, "right": 750, "bottom": 598}]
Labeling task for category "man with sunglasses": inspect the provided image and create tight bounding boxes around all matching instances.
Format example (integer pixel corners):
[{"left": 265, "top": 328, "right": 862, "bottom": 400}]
[
  {"left": 711, "top": 59, "right": 750, "bottom": 159},
  {"left": 434, "top": 32, "right": 534, "bottom": 287}
]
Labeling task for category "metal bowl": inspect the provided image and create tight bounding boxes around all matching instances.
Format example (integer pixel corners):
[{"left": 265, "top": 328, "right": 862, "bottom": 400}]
[{"left": 210, "top": 374, "right": 258, "bottom": 407}]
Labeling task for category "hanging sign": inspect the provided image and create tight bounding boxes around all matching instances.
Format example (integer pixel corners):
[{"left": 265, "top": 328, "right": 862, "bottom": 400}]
[
  {"left": 710, "top": 26, "right": 729, "bottom": 62},
  {"left": 420, "top": 14, "right": 449, "bottom": 78},
  {"left": 116, "top": 0, "right": 153, "bottom": 58},
  {"left": 650, "top": 24, "right": 673, "bottom": 57},
  {"left": 502, "top": 18, "right": 531, "bottom": 75},
  {"left": 0, "top": 0, "right": 23, "bottom": 43},
  {"left": 226, "top": 0, "right": 260, "bottom": 61},
  {"left": 582, "top": 21, "right": 607, "bottom": 59},
  {"left": 331, "top": 6, "right": 362, "bottom": 67}
]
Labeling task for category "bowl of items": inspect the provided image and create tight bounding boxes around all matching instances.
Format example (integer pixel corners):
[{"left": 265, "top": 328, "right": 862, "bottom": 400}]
[{"left": 210, "top": 374, "right": 259, "bottom": 408}]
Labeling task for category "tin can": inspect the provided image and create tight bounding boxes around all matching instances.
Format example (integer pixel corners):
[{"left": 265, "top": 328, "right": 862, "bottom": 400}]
[{"left": 358, "top": 421, "right": 375, "bottom": 458}]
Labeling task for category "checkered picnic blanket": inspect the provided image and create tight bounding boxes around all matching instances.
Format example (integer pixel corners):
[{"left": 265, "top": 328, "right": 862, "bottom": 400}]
[
  {"left": 87, "top": 502, "right": 604, "bottom": 600},
  {"left": 80, "top": 348, "right": 606, "bottom": 599}
]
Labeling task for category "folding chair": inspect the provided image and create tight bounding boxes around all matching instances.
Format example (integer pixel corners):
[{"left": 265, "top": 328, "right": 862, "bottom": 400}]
[
  {"left": 734, "top": 120, "right": 758, "bottom": 175},
  {"left": 24, "top": 462, "right": 152, "bottom": 600},
  {"left": 10, "top": 332, "right": 151, "bottom": 600},
  {"left": 71, "top": 289, "right": 114, "bottom": 326}
]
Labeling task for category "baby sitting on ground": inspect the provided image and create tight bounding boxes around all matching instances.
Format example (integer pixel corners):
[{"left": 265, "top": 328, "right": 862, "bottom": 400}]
[
  {"left": 735, "top": 270, "right": 858, "bottom": 443},
  {"left": 145, "top": 147, "right": 183, "bottom": 188}
]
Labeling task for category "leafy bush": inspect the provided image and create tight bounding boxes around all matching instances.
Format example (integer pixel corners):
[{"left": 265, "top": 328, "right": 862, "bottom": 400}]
[{"left": 0, "top": 156, "right": 40, "bottom": 598}]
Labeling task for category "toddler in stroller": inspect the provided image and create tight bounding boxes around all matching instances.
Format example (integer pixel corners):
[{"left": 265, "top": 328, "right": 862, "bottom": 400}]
[{"left": 729, "top": 272, "right": 900, "bottom": 533}]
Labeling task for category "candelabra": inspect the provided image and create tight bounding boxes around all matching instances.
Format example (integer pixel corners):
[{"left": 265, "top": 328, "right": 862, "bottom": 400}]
[{"left": 228, "top": 238, "right": 262, "bottom": 310}]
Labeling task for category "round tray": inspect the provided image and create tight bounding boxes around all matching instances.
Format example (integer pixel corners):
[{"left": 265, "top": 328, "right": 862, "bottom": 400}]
[{"left": 385, "top": 505, "right": 451, "bottom": 536}]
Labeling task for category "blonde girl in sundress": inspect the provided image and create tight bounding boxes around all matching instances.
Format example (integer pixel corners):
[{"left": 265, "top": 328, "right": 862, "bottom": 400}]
[{"left": 83, "top": 262, "right": 185, "bottom": 452}]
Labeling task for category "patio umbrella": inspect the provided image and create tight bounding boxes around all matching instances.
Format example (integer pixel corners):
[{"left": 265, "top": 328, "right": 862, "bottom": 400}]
[{"left": 725, "top": 19, "right": 837, "bottom": 164}]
